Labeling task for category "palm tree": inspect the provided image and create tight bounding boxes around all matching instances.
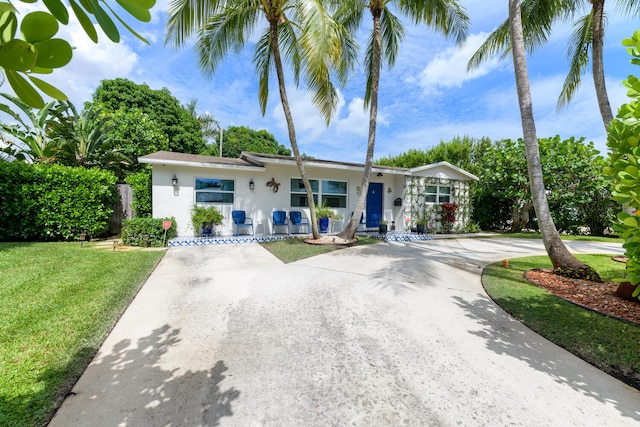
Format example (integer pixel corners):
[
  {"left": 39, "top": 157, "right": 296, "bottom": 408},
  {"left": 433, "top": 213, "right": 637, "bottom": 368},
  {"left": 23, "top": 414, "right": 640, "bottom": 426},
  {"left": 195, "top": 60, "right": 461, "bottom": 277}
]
[
  {"left": 469, "top": 0, "right": 640, "bottom": 130},
  {"left": 184, "top": 99, "right": 220, "bottom": 146},
  {"left": 508, "top": 0, "right": 601, "bottom": 280},
  {"left": 334, "top": 0, "right": 470, "bottom": 240},
  {"left": 166, "top": 0, "right": 352, "bottom": 239},
  {"left": 54, "top": 105, "right": 130, "bottom": 171}
]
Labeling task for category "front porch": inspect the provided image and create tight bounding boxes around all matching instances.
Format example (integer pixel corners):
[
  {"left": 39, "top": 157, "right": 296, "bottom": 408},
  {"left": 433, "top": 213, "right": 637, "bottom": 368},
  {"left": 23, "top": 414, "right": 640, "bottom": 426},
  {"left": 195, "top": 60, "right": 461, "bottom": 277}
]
[{"left": 168, "top": 230, "right": 434, "bottom": 246}]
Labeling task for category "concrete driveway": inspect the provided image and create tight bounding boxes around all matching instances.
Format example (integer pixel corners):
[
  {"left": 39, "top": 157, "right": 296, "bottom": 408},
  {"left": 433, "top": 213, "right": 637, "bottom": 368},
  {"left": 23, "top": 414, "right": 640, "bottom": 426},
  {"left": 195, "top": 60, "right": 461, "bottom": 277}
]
[{"left": 49, "top": 238, "right": 639, "bottom": 426}]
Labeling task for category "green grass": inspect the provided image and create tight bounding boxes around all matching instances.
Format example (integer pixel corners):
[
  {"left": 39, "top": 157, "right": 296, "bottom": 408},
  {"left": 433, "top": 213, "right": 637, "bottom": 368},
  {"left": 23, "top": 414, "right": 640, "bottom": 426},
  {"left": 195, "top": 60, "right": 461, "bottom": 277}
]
[
  {"left": 0, "top": 242, "right": 166, "bottom": 427},
  {"left": 260, "top": 236, "right": 380, "bottom": 263},
  {"left": 480, "top": 231, "right": 623, "bottom": 243},
  {"left": 482, "top": 254, "right": 640, "bottom": 389}
]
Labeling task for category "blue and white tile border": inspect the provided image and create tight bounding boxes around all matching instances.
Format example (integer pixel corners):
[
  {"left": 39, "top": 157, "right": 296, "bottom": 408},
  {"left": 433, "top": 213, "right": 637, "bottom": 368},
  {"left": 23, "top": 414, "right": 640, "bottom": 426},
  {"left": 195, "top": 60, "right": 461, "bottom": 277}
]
[{"left": 169, "top": 231, "right": 433, "bottom": 246}]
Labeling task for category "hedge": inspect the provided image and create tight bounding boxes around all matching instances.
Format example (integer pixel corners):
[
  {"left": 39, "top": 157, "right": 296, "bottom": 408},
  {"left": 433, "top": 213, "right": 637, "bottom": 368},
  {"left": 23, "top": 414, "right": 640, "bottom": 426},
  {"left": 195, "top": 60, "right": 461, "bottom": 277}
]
[
  {"left": 121, "top": 217, "right": 177, "bottom": 247},
  {"left": 0, "top": 162, "right": 117, "bottom": 241}
]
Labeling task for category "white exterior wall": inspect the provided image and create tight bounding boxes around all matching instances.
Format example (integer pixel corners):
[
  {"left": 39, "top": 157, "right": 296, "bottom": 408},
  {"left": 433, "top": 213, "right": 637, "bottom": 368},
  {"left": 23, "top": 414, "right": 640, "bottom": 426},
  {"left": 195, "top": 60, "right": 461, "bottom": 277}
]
[{"left": 152, "top": 162, "right": 406, "bottom": 236}]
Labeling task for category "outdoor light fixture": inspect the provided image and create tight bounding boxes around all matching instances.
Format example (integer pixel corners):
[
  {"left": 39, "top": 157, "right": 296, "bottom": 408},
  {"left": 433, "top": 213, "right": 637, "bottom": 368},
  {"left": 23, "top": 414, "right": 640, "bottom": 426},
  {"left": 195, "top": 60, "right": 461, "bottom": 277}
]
[
  {"left": 172, "top": 175, "right": 178, "bottom": 186},
  {"left": 387, "top": 187, "right": 392, "bottom": 193},
  {"left": 249, "top": 179, "right": 255, "bottom": 190},
  {"left": 376, "top": 172, "right": 383, "bottom": 177},
  {"left": 79, "top": 231, "right": 87, "bottom": 248}
]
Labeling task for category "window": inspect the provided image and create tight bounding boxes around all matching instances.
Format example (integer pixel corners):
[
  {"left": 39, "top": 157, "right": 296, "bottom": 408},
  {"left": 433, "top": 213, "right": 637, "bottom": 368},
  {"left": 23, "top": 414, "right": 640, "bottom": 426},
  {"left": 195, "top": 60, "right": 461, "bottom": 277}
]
[
  {"left": 425, "top": 185, "right": 451, "bottom": 203},
  {"left": 290, "top": 178, "right": 318, "bottom": 207},
  {"left": 195, "top": 178, "right": 234, "bottom": 204},
  {"left": 321, "top": 180, "right": 347, "bottom": 208},
  {"left": 290, "top": 178, "right": 347, "bottom": 207}
]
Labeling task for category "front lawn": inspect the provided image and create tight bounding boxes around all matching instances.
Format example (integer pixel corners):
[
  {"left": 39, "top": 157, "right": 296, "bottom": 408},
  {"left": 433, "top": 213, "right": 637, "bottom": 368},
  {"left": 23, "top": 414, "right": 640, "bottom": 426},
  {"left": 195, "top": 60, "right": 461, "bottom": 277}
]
[
  {"left": 0, "top": 242, "right": 165, "bottom": 427},
  {"left": 260, "top": 236, "right": 380, "bottom": 263},
  {"left": 482, "top": 254, "right": 640, "bottom": 389}
]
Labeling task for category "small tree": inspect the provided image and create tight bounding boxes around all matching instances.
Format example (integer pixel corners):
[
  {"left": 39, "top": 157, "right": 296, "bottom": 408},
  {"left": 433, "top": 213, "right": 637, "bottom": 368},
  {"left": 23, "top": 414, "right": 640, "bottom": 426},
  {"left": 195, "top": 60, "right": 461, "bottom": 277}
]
[{"left": 603, "top": 30, "right": 640, "bottom": 299}]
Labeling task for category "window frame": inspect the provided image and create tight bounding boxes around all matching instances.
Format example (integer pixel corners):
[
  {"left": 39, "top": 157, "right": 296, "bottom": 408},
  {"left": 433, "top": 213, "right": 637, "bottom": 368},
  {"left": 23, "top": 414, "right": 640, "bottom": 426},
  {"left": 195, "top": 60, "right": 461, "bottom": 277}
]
[
  {"left": 425, "top": 185, "right": 451, "bottom": 204},
  {"left": 290, "top": 178, "right": 348, "bottom": 208},
  {"left": 194, "top": 177, "right": 235, "bottom": 204}
]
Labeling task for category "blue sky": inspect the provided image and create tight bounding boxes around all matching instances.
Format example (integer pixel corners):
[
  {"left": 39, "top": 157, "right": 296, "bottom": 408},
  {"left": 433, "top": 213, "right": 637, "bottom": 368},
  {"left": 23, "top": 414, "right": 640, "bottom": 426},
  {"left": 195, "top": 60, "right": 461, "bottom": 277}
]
[{"left": 37, "top": 1, "right": 640, "bottom": 162}]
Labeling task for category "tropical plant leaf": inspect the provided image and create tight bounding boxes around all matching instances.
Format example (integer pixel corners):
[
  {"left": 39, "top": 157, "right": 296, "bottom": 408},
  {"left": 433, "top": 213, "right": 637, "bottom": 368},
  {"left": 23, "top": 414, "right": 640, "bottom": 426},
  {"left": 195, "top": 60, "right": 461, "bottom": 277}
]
[
  {"left": 5, "top": 70, "right": 44, "bottom": 108},
  {"left": 42, "top": 0, "right": 69, "bottom": 24},
  {"left": 0, "top": 10, "right": 17, "bottom": 44},
  {"left": 115, "top": 0, "right": 151, "bottom": 22},
  {"left": 102, "top": 1, "right": 149, "bottom": 43},
  {"left": 28, "top": 75, "right": 67, "bottom": 100},
  {"left": 21, "top": 11, "right": 59, "bottom": 43},
  {"left": 86, "top": 0, "right": 119, "bottom": 42},
  {"left": 34, "top": 38, "right": 73, "bottom": 68},
  {"left": 0, "top": 2, "right": 16, "bottom": 13},
  {"left": 0, "top": 39, "right": 36, "bottom": 71},
  {"left": 69, "top": 0, "right": 97, "bottom": 43}
]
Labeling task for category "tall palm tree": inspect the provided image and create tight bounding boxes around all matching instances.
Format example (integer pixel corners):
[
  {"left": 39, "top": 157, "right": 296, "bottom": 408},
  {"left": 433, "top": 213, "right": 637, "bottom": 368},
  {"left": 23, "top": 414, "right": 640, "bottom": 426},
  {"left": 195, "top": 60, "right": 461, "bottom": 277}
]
[
  {"left": 508, "top": 0, "right": 600, "bottom": 280},
  {"left": 166, "top": 0, "right": 352, "bottom": 239},
  {"left": 334, "top": 0, "right": 470, "bottom": 240},
  {"left": 469, "top": 0, "right": 640, "bottom": 130}
]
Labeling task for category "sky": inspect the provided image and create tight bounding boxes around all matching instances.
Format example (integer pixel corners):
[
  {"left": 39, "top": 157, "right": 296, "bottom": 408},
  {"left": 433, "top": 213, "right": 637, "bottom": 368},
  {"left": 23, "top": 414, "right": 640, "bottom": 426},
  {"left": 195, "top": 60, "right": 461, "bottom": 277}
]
[{"left": 13, "top": 1, "right": 640, "bottom": 163}]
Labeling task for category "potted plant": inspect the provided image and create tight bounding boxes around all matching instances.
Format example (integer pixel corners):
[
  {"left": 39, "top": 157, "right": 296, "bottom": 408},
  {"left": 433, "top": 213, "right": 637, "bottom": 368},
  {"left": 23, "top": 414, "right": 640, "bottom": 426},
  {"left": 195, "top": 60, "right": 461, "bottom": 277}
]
[
  {"left": 191, "top": 205, "right": 224, "bottom": 236},
  {"left": 315, "top": 204, "right": 334, "bottom": 233},
  {"left": 415, "top": 218, "right": 426, "bottom": 234},
  {"left": 378, "top": 219, "right": 388, "bottom": 234}
]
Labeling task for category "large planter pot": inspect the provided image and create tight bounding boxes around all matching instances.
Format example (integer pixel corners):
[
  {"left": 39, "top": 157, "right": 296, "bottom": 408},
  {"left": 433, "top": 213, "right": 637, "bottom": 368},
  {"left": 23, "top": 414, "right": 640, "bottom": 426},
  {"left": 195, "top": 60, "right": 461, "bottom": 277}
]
[
  {"left": 318, "top": 217, "right": 329, "bottom": 233},
  {"left": 416, "top": 224, "right": 425, "bottom": 234},
  {"left": 616, "top": 282, "right": 640, "bottom": 303},
  {"left": 378, "top": 224, "right": 388, "bottom": 234}
]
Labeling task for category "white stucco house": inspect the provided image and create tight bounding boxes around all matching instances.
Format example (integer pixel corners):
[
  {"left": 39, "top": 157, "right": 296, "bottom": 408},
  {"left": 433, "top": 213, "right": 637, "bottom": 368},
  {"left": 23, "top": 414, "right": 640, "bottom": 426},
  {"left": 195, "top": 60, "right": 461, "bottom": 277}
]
[{"left": 138, "top": 151, "right": 479, "bottom": 237}]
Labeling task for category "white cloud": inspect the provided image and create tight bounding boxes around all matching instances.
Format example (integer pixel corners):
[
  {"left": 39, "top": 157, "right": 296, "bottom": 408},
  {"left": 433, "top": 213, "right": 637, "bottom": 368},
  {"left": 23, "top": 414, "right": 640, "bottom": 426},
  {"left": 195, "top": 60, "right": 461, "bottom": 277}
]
[{"left": 419, "top": 32, "right": 506, "bottom": 95}]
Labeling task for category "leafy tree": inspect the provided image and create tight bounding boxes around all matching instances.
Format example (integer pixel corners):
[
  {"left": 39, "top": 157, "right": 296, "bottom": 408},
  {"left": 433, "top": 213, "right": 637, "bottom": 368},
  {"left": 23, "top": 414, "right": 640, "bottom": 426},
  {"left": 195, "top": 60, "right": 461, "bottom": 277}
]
[
  {"left": 474, "top": 136, "right": 614, "bottom": 234},
  {"left": 333, "top": 0, "right": 470, "bottom": 240},
  {"left": 91, "top": 78, "right": 205, "bottom": 154},
  {"left": 166, "top": 0, "right": 351, "bottom": 239},
  {"left": 202, "top": 125, "right": 291, "bottom": 158},
  {"left": 508, "top": 0, "right": 600, "bottom": 281},
  {"left": 376, "top": 135, "right": 490, "bottom": 176},
  {"left": 0, "top": 0, "right": 154, "bottom": 108},
  {"left": 106, "top": 109, "right": 170, "bottom": 181}
]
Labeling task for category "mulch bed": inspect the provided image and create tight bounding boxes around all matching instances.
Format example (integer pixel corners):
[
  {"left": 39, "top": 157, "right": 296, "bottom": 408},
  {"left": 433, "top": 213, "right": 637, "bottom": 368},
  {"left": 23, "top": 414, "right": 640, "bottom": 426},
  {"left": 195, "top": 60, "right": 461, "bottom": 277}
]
[{"left": 525, "top": 269, "right": 640, "bottom": 325}]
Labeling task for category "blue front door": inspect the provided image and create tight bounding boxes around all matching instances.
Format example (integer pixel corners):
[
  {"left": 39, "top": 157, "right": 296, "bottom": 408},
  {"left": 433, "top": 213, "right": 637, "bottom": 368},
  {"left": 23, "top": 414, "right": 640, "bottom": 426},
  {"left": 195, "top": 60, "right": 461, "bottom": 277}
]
[{"left": 366, "top": 183, "right": 383, "bottom": 227}]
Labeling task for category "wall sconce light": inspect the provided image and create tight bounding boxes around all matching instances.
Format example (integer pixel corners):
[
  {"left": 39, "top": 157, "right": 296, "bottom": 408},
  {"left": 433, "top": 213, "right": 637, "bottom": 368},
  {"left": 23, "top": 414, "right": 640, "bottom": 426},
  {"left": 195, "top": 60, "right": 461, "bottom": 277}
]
[
  {"left": 249, "top": 179, "right": 255, "bottom": 190},
  {"left": 172, "top": 175, "right": 178, "bottom": 186},
  {"left": 376, "top": 172, "right": 383, "bottom": 177},
  {"left": 387, "top": 187, "right": 392, "bottom": 193}
]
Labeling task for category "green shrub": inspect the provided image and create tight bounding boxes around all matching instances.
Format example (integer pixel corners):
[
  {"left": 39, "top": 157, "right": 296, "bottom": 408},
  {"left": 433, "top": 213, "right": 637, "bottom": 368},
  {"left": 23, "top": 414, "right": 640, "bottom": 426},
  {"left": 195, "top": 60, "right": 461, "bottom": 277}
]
[
  {"left": 126, "top": 166, "right": 152, "bottom": 217},
  {"left": 122, "top": 217, "right": 177, "bottom": 247},
  {"left": 0, "top": 162, "right": 117, "bottom": 240},
  {"left": 603, "top": 30, "right": 640, "bottom": 298},
  {"left": 191, "top": 205, "right": 224, "bottom": 235}
]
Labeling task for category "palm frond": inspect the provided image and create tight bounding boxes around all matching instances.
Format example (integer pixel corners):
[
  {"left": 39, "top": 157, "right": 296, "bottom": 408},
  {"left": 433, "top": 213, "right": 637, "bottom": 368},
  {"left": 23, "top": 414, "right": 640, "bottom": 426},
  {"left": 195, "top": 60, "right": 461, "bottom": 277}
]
[
  {"left": 253, "top": 28, "right": 273, "bottom": 116},
  {"left": 399, "top": 0, "right": 469, "bottom": 44},
  {"left": 557, "top": 13, "right": 592, "bottom": 110},
  {"left": 165, "top": 0, "right": 225, "bottom": 48}
]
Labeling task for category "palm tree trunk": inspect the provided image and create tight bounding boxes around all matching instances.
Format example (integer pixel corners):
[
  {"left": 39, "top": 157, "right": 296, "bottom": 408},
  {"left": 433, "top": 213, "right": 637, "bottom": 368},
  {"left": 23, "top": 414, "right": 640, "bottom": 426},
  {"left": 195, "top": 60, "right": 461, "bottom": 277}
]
[
  {"left": 591, "top": 0, "right": 614, "bottom": 129},
  {"left": 508, "top": 0, "right": 600, "bottom": 280},
  {"left": 338, "top": 5, "right": 382, "bottom": 240},
  {"left": 269, "top": 20, "right": 320, "bottom": 238}
]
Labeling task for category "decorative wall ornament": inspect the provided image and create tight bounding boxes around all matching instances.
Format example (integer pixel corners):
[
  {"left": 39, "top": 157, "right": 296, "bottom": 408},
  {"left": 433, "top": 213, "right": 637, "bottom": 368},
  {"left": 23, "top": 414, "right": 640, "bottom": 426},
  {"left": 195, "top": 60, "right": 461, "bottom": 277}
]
[{"left": 266, "top": 177, "right": 280, "bottom": 193}]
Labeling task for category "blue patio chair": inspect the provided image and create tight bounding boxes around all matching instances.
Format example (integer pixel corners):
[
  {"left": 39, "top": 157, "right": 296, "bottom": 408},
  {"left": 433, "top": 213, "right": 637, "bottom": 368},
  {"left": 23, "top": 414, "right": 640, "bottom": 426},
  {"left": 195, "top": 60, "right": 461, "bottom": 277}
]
[
  {"left": 271, "top": 210, "right": 289, "bottom": 235},
  {"left": 289, "top": 211, "right": 310, "bottom": 234},
  {"left": 232, "top": 210, "right": 254, "bottom": 236}
]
